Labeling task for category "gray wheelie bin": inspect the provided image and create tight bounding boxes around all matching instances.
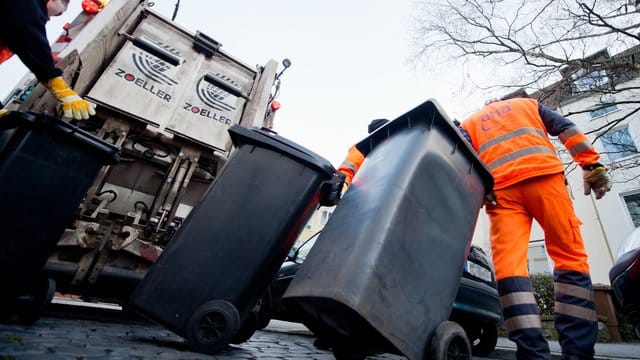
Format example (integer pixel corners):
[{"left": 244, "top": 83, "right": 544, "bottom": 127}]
[
  {"left": 282, "top": 100, "right": 494, "bottom": 360},
  {"left": 129, "top": 125, "right": 342, "bottom": 355},
  {"left": 0, "top": 111, "right": 119, "bottom": 323}
]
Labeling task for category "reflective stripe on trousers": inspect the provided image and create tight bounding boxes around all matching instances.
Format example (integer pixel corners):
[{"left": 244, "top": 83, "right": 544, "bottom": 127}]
[
  {"left": 554, "top": 270, "right": 597, "bottom": 359},
  {"left": 498, "top": 276, "right": 551, "bottom": 360}
]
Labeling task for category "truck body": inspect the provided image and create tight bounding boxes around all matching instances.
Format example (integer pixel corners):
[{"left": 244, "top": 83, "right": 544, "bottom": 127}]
[{"left": 5, "top": 0, "right": 284, "bottom": 303}]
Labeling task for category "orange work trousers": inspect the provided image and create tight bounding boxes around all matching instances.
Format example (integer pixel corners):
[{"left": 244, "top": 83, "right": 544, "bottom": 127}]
[{"left": 486, "top": 172, "right": 590, "bottom": 280}]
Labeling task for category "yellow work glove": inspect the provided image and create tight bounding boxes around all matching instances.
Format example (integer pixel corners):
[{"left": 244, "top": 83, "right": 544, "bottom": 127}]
[
  {"left": 0, "top": 109, "right": 8, "bottom": 117},
  {"left": 583, "top": 164, "right": 612, "bottom": 200},
  {"left": 341, "top": 182, "right": 350, "bottom": 196},
  {"left": 46, "top": 76, "right": 96, "bottom": 120}
]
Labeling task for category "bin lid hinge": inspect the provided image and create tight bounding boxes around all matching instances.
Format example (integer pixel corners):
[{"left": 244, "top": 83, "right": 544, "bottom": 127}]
[{"left": 193, "top": 31, "right": 221, "bottom": 57}]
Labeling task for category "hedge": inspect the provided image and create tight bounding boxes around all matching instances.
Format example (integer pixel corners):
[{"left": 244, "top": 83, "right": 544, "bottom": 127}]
[{"left": 529, "top": 274, "right": 639, "bottom": 342}]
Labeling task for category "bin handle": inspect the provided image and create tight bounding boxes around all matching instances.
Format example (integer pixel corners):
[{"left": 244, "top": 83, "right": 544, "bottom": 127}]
[
  {"left": 203, "top": 73, "right": 247, "bottom": 99},
  {"left": 120, "top": 33, "right": 182, "bottom": 67}
]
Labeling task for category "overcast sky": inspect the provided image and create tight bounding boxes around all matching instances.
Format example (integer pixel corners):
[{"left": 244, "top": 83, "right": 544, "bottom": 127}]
[{"left": 0, "top": 0, "right": 490, "bottom": 166}]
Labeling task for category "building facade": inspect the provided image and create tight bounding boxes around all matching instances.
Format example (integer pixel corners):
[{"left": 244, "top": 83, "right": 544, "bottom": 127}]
[{"left": 529, "top": 47, "right": 640, "bottom": 284}]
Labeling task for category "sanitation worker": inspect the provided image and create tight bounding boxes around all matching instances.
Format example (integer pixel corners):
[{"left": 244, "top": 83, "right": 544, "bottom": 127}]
[
  {"left": 338, "top": 118, "right": 390, "bottom": 189},
  {"left": 0, "top": 0, "right": 96, "bottom": 120},
  {"left": 459, "top": 96, "right": 612, "bottom": 360}
]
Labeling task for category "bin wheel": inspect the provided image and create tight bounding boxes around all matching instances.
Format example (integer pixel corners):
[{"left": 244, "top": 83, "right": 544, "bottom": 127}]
[
  {"left": 430, "top": 321, "right": 472, "bottom": 360},
  {"left": 470, "top": 324, "right": 498, "bottom": 357},
  {"left": 230, "top": 312, "right": 258, "bottom": 344},
  {"left": 187, "top": 300, "right": 239, "bottom": 354},
  {"left": 16, "top": 277, "right": 56, "bottom": 325}
]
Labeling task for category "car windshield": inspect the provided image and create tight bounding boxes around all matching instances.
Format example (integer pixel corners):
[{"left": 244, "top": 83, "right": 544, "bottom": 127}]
[{"left": 617, "top": 227, "right": 640, "bottom": 260}]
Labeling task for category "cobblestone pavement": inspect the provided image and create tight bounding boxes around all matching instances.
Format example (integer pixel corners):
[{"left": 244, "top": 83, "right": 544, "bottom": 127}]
[
  {"left": 5, "top": 310, "right": 639, "bottom": 359},
  {"left": 0, "top": 316, "right": 407, "bottom": 360}
]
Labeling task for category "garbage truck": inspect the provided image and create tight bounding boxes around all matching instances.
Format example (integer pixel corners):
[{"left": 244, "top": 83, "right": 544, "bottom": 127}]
[{"left": 1, "top": 0, "right": 291, "bottom": 313}]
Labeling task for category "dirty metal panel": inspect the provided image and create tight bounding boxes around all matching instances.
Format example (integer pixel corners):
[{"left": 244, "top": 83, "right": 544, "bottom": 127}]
[
  {"left": 87, "top": 13, "right": 201, "bottom": 128},
  {"left": 165, "top": 53, "right": 257, "bottom": 153}
]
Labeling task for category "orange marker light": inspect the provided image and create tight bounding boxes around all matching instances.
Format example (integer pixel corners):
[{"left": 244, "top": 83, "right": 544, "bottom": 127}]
[
  {"left": 82, "top": 0, "right": 110, "bottom": 14},
  {"left": 82, "top": 0, "right": 100, "bottom": 13},
  {"left": 270, "top": 100, "right": 281, "bottom": 111}
]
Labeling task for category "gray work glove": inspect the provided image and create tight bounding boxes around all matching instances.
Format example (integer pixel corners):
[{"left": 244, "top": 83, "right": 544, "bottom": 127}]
[{"left": 583, "top": 164, "right": 612, "bottom": 200}]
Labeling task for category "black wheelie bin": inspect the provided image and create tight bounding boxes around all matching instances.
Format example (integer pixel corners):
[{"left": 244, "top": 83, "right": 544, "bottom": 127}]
[
  {"left": 129, "top": 125, "right": 342, "bottom": 355},
  {"left": 282, "top": 99, "right": 494, "bottom": 360},
  {"left": 0, "top": 111, "right": 120, "bottom": 323}
]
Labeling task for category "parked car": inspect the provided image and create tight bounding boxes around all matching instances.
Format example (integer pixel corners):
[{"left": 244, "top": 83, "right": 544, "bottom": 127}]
[
  {"left": 257, "top": 232, "right": 503, "bottom": 357},
  {"left": 609, "top": 227, "right": 640, "bottom": 338}
]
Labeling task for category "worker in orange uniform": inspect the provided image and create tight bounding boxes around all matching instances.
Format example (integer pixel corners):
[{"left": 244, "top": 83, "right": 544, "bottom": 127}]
[
  {"left": 459, "top": 96, "right": 612, "bottom": 360},
  {"left": 338, "top": 119, "right": 390, "bottom": 188},
  {"left": 0, "top": 0, "right": 96, "bottom": 120}
]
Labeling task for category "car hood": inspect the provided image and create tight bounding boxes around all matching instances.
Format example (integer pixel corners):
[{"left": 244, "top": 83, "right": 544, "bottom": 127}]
[{"left": 617, "top": 228, "right": 640, "bottom": 260}]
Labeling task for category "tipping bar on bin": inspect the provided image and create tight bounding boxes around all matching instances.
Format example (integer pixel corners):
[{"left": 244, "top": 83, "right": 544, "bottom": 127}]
[
  {"left": 120, "top": 33, "right": 182, "bottom": 67},
  {"left": 203, "top": 73, "right": 247, "bottom": 99}
]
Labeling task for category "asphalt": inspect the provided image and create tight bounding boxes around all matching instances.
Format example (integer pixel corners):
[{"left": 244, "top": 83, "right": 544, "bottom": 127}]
[{"left": 1, "top": 303, "right": 639, "bottom": 360}]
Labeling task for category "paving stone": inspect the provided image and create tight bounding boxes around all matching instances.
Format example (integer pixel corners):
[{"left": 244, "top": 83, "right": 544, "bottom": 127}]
[{"left": 0, "top": 315, "right": 412, "bottom": 359}]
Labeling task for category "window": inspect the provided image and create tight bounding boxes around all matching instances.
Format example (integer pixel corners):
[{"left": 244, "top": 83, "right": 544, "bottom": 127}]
[
  {"left": 528, "top": 241, "right": 552, "bottom": 275},
  {"left": 572, "top": 68, "right": 609, "bottom": 92},
  {"left": 320, "top": 210, "right": 331, "bottom": 226},
  {"left": 600, "top": 126, "right": 638, "bottom": 162},
  {"left": 624, "top": 193, "right": 640, "bottom": 228},
  {"left": 589, "top": 104, "right": 619, "bottom": 119}
]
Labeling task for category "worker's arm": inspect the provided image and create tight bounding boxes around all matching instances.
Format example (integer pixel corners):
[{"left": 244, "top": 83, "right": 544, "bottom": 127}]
[
  {"left": 338, "top": 145, "right": 365, "bottom": 186},
  {"left": 0, "top": 1, "right": 96, "bottom": 119},
  {"left": 0, "top": 0, "right": 62, "bottom": 83},
  {"left": 539, "top": 104, "right": 611, "bottom": 198},
  {"left": 538, "top": 104, "right": 600, "bottom": 168}
]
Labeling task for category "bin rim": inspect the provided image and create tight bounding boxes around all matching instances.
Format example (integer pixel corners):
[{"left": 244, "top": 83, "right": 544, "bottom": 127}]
[
  {"left": 1, "top": 110, "right": 120, "bottom": 164},
  {"left": 354, "top": 99, "right": 494, "bottom": 194},
  {"left": 228, "top": 125, "right": 336, "bottom": 178}
]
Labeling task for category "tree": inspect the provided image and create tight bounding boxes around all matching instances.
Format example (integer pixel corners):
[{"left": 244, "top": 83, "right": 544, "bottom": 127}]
[{"left": 411, "top": 0, "right": 640, "bottom": 175}]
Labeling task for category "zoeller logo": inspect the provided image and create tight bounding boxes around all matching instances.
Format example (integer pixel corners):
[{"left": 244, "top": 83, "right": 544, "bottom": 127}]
[
  {"left": 114, "top": 68, "right": 172, "bottom": 103},
  {"left": 196, "top": 74, "right": 238, "bottom": 111},
  {"left": 131, "top": 50, "right": 178, "bottom": 86}
]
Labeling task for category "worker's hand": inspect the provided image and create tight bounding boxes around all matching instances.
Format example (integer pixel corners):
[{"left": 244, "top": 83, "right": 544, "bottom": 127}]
[
  {"left": 483, "top": 192, "right": 497, "bottom": 207},
  {"left": 319, "top": 172, "right": 347, "bottom": 207},
  {"left": 0, "top": 109, "right": 8, "bottom": 117},
  {"left": 583, "top": 165, "right": 612, "bottom": 200},
  {"left": 46, "top": 76, "right": 96, "bottom": 120},
  {"left": 341, "top": 182, "right": 350, "bottom": 196}
]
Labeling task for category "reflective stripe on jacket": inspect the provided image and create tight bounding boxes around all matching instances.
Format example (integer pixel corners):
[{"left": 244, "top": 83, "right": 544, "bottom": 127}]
[
  {"left": 461, "top": 98, "right": 564, "bottom": 190},
  {"left": 557, "top": 126, "right": 600, "bottom": 167},
  {"left": 338, "top": 145, "right": 365, "bottom": 185}
]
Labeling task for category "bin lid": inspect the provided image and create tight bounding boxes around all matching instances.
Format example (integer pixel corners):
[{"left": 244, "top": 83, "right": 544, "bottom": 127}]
[
  {"left": 228, "top": 125, "right": 336, "bottom": 178},
  {"left": 354, "top": 99, "right": 494, "bottom": 193},
  {"left": 0, "top": 111, "right": 120, "bottom": 164}
]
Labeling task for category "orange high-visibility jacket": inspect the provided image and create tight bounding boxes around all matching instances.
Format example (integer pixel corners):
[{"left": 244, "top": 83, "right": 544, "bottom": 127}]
[
  {"left": 338, "top": 145, "right": 365, "bottom": 185},
  {"left": 461, "top": 98, "right": 600, "bottom": 189}
]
